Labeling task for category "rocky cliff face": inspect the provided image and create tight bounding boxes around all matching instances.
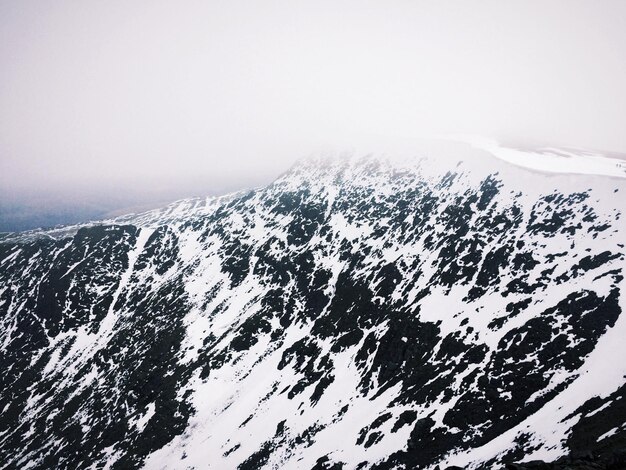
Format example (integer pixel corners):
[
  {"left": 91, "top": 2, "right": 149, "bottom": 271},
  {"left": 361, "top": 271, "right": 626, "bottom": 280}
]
[{"left": 1, "top": 142, "right": 625, "bottom": 469}]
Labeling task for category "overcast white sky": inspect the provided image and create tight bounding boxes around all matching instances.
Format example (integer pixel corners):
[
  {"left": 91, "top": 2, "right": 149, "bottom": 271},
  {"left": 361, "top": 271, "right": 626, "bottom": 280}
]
[{"left": 1, "top": 0, "right": 626, "bottom": 200}]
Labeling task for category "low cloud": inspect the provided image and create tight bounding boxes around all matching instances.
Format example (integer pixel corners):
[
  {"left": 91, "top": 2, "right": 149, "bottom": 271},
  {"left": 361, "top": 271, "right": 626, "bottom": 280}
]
[{"left": 1, "top": 0, "right": 625, "bottom": 208}]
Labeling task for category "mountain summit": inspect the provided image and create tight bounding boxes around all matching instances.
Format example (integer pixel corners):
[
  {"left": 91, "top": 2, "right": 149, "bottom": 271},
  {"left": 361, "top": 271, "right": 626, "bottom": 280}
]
[{"left": 1, "top": 141, "right": 625, "bottom": 469}]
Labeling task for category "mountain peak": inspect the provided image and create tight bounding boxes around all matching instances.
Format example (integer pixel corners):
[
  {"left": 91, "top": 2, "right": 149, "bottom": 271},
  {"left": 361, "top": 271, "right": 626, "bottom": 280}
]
[{"left": 1, "top": 141, "right": 625, "bottom": 469}]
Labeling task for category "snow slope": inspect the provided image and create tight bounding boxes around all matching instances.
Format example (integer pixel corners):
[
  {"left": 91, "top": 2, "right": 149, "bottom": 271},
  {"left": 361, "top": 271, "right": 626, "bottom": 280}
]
[{"left": 0, "top": 140, "right": 624, "bottom": 469}]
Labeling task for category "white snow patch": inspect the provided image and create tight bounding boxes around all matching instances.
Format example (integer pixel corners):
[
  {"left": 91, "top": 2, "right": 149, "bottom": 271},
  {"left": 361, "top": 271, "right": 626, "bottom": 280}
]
[{"left": 136, "top": 403, "right": 156, "bottom": 432}]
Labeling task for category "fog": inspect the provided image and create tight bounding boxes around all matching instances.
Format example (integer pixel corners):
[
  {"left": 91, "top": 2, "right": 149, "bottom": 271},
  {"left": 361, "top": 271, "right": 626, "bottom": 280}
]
[{"left": 1, "top": 1, "right": 626, "bottom": 229}]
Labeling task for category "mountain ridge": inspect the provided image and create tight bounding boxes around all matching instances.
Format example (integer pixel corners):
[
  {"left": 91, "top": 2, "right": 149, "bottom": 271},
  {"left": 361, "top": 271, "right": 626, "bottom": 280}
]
[
  {"left": 0, "top": 141, "right": 624, "bottom": 469},
  {"left": 3, "top": 139, "right": 625, "bottom": 243}
]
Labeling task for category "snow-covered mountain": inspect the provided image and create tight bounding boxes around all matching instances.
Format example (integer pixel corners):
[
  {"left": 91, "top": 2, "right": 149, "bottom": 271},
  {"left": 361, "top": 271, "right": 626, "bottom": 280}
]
[{"left": 1, "top": 140, "right": 625, "bottom": 469}]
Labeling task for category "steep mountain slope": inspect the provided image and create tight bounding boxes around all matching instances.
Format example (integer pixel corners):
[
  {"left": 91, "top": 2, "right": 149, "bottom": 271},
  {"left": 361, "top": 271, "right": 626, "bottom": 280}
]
[{"left": 0, "top": 141, "right": 625, "bottom": 469}]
